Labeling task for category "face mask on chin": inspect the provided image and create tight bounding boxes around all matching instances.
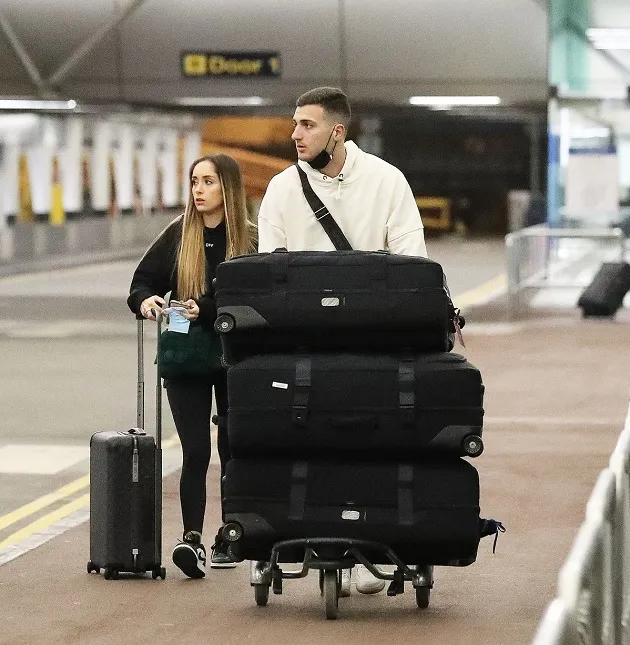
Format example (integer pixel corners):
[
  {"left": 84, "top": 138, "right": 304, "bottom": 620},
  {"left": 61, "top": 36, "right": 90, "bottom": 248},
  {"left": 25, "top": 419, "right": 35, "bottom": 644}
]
[{"left": 306, "top": 127, "right": 338, "bottom": 170}]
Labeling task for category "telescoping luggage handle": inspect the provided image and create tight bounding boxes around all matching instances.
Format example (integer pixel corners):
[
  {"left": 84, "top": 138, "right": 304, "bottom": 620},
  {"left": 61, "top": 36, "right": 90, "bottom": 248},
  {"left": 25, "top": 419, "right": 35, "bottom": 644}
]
[
  {"left": 134, "top": 314, "right": 163, "bottom": 572},
  {"left": 135, "top": 314, "right": 162, "bottom": 450}
]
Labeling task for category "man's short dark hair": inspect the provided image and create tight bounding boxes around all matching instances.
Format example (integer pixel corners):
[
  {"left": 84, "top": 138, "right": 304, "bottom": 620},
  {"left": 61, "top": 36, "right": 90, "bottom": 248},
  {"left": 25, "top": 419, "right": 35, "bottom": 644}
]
[{"left": 296, "top": 87, "right": 351, "bottom": 126}]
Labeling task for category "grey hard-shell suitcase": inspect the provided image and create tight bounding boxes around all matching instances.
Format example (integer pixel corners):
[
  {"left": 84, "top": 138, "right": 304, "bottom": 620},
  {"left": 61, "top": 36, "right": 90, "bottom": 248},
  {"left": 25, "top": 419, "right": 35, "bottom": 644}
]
[{"left": 87, "top": 317, "right": 165, "bottom": 580}]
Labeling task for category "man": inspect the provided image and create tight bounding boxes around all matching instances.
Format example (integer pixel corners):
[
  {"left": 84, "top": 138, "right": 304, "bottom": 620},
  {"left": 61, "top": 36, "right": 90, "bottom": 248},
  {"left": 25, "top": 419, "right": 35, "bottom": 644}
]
[
  {"left": 257, "top": 87, "right": 428, "bottom": 595},
  {"left": 258, "top": 86, "right": 427, "bottom": 257}
]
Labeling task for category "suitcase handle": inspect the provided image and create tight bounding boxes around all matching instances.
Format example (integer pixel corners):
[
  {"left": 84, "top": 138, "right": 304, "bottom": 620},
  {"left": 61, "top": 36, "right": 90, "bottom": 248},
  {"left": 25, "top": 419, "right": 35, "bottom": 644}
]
[
  {"left": 135, "top": 314, "right": 162, "bottom": 450},
  {"left": 329, "top": 414, "right": 378, "bottom": 430}
]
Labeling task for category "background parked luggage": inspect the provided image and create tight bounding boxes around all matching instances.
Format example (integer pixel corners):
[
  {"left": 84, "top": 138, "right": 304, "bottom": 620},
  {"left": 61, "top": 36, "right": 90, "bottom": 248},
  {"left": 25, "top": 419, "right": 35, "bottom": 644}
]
[{"left": 577, "top": 261, "right": 630, "bottom": 317}]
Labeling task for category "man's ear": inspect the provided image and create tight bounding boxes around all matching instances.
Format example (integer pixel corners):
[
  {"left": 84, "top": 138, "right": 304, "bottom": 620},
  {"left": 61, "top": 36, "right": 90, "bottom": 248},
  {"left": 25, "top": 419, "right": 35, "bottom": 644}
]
[{"left": 334, "top": 123, "right": 346, "bottom": 140}]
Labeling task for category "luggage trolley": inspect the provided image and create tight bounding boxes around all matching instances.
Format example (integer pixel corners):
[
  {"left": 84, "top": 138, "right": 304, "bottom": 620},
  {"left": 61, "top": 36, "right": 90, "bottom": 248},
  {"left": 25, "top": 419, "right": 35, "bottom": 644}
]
[{"left": 222, "top": 528, "right": 435, "bottom": 620}]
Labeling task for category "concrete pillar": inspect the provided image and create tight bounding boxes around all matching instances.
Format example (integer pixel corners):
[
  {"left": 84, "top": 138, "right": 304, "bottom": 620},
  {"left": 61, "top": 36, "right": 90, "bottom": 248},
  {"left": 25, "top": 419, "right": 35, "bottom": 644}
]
[
  {"left": 0, "top": 133, "right": 19, "bottom": 228},
  {"left": 113, "top": 123, "right": 135, "bottom": 212},
  {"left": 26, "top": 118, "right": 57, "bottom": 218},
  {"left": 91, "top": 120, "right": 112, "bottom": 213},
  {"left": 139, "top": 128, "right": 159, "bottom": 213},
  {"left": 549, "top": 0, "right": 590, "bottom": 92},
  {"left": 181, "top": 131, "right": 201, "bottom": 205},
  {"left": 59, "top": 117, "right": 83, "bottom": 216},
  {"left": 160, "top": 129, "right": 179, "bottom": 208}
]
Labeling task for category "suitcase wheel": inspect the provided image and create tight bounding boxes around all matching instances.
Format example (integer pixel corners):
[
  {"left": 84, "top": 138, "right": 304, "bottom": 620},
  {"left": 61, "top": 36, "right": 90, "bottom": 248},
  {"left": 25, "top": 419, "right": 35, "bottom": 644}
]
[
  {"left": 215, "top": 314, "right": 235, "bottom": 334},
  {"left": 463, "top": 435, "right": 484, "bottom": 458},
  {"left": 86, "top": 561, "right": 99, "bottom": 574},
  {"left": 222, "top": 522, "right": 244, "bottom": 543},
  {"left": 415, "top": 586, "right": 430, "bottom": 609},
  {"left": 253, "top": 583, "right": 270, "bottom": 607},
  {"left": 103, "top": 567, "right": 119, "bottom": 580},
  {"left": 152, "top": 567, "right": 167, "bottom": 580}
]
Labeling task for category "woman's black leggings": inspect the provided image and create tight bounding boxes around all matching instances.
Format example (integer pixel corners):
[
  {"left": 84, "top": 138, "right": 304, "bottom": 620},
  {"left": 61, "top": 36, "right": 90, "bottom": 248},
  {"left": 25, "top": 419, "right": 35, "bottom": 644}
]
[{"left": 165, "top": 373, "right": 229, "bottom": 539}]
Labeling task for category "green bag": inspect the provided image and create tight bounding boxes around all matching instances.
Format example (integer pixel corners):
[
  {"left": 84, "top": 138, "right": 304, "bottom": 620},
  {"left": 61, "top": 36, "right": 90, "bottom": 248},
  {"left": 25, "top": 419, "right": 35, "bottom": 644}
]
[{"left": 157, "top": 323, "right": 223, "bottom": 380}]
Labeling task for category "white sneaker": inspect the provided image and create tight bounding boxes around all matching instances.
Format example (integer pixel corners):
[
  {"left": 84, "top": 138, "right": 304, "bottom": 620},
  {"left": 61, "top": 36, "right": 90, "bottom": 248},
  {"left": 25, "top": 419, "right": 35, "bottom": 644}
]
[
  {"left": 339, "top": 569, "right": 352, "bottom": 597},
  {"left": 355, "top": 564, "right": 385, "bottom": 594}
]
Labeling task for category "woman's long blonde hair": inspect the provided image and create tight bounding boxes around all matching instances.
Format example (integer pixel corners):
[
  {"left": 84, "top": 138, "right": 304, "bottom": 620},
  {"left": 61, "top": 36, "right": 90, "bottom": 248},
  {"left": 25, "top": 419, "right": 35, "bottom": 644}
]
[{"left": 177, "top": 154, "right": 256, "bottom": 300}]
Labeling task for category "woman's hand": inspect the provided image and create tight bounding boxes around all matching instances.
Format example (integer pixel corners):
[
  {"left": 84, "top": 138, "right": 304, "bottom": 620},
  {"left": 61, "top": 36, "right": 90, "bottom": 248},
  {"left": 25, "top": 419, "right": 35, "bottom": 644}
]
[
  {"left": 140, "top": 295, "right": 165, "bottom": 321},
  {"left": 181, "top": 299, "right": 199, "bottom": 321}
]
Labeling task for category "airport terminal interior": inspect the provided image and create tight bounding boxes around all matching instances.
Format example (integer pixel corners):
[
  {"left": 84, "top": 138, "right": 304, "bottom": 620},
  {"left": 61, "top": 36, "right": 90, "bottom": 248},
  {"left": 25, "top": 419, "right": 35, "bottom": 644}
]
[{"left": 0, "top": 1, "right": 630, "bottom": 644}]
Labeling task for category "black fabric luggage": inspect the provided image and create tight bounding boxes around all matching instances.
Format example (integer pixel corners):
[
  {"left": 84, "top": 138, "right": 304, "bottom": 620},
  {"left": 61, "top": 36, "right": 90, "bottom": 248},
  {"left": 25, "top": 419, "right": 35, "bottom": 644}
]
[
  {"left": 223, "top": 457, "right": 481, "bottom": 566},
  {"left": 87, "top": 318, "right": 165, "bottom": 580},
  {"left": 214, "top": 250, "right": 462, "bottom": 360},
  {"left": 577, "top": 262, "right": 630, "bottom": 317},
  {"left": 227, "top": 352, "right": 484, "bottom": 459}
]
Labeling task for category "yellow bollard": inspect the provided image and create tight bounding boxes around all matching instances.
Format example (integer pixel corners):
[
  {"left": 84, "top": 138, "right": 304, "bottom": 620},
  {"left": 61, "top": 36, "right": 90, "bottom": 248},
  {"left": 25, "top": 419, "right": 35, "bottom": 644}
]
[{"left": 18, "top": 154, "right": 33, "bottom": 222}]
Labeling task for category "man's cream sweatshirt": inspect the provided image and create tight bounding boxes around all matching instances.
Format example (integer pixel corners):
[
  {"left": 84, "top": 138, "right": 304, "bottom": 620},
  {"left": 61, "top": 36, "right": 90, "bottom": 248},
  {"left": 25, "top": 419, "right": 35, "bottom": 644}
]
[{"left": 258, "top": 141, "right": 427, "bottom": 257}]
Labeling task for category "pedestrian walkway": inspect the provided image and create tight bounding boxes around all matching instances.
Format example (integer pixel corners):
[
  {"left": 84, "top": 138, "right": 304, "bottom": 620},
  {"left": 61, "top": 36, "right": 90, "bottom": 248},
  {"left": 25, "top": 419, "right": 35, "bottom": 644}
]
[
  {"left": 1, "top": 240, "right": 629, "bottom": 644},
  {"left": 1, "top": 305, "right": 629, "bottom": 644}
]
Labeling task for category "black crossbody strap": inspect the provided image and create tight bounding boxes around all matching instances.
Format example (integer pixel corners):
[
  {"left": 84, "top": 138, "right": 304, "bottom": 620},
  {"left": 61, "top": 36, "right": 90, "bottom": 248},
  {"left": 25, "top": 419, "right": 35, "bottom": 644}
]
[{"left": 295, "top": 165, "right": 352, "bottom": 251}]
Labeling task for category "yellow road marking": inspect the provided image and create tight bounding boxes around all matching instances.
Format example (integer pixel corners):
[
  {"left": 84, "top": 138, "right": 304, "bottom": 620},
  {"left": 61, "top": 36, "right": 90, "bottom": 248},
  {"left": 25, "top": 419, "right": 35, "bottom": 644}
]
[
  {"left": 0, "top": 433, "right": 179, "bottom": 535},
  {"left": 0, "top": 475, "right": 89, "bottom": 532},
  {"left": 453, "top": 273, "right": 506, "bottom": 309},
  {"left": 0, "top": 494, "right": 90, "bottom": 551}
]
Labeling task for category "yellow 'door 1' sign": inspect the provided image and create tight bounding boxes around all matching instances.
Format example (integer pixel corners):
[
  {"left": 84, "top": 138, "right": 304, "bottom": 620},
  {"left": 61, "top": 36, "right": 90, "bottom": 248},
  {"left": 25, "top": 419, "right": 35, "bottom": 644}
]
[{"left": 182, "top": 52, "right": 281, "bottom": 77}]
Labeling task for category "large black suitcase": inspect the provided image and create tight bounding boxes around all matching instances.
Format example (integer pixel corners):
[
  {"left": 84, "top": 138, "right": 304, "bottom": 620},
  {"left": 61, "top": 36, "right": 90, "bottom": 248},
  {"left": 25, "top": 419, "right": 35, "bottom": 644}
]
[
  {"left": 87, "top": 318, "right": 165, "bottom": 580},
  {"left": 223, "top": 457, "right": 482, "bottom": 566},
  {"left": 578, "top": 262, "right": 630, "bottom": 317},
  {"left": 227, "top": 352, "right": 484, "bottom": 458},
  {"left": 214, "top": 250, "right": 462, "bottom": 360}
]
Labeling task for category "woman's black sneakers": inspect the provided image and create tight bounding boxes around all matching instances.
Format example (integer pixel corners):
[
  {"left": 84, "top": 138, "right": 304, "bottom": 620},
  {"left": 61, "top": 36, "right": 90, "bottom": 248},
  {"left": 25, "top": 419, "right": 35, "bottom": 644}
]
[
  {"left": 210, "top": 540, "right": 238, "bottom": 569},
  {"left": 172, "top": 531, "right": 206, "bottom": 579}
]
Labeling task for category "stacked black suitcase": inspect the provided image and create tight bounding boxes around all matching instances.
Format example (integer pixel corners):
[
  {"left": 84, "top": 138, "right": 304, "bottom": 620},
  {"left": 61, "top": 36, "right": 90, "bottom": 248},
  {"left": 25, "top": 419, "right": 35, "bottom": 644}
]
[{"left": 214, "top": 249, "right": 500, "bottom": 617}]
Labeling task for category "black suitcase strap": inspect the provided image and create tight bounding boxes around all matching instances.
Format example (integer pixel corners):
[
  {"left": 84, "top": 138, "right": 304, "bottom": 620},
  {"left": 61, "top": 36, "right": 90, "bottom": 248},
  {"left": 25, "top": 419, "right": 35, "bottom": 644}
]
[
  {"left": 398, "top": 357, "right": 416, "bottom": 425},
  {"left": 398, "top": 464, "right": 415, "bottom": 526},
  {"left": 287, "top": 461, "right": 416, "bottom": 526},
  {"left": 292, "top": 357, "right": 311, "bottom": 426},
  {"left": 296, "top": 165, "right": 352, "bottom": 251},
  {"left": 289, "top": 461, "right": 308, "bottom": 521},
  {"left": 290, "top": 356, "right": 416, "bottom": 428}
]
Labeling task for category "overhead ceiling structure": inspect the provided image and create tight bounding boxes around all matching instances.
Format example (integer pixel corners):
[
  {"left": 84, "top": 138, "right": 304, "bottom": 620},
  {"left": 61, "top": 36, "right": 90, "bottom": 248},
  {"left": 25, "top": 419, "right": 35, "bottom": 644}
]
[{"left": 0, "top": 0, "right": 548, "bottom": 114}]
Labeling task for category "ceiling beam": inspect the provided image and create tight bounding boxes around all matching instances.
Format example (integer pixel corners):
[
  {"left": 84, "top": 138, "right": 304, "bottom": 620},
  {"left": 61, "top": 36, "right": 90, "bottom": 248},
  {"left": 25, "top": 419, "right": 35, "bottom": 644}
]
[
  {"left": 47, "top": 0, "right": 150, "bottom": 88},
  {"left": 0, "top": 9, "right": 47, "bottom": 94}
]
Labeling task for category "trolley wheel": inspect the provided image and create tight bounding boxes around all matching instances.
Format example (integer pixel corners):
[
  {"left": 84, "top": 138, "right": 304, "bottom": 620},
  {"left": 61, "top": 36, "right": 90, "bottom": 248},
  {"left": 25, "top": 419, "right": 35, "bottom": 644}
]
[
  {"left": 215, "top": 314, "right": 235, "bottom": 334},
  {"left": 152, "top": 567, "right": 166, "bottom": 580},
  {"left": 415, "top": 586, "right": 430, "bottom": 609},
  {"left": 87, "top": 561, "right": 99, "bottom": 574},
  {"left": 103, "top": 567, "right": 118, "bottom": 580},
  {"left": 463, "top": 434, "right": 484, "bottom": 458},
  {"left": 323, "top": 570, "right": 339, "bottom": 620},
  {"left": 253, "top": 583, "right": 270, "bottom": 607}
]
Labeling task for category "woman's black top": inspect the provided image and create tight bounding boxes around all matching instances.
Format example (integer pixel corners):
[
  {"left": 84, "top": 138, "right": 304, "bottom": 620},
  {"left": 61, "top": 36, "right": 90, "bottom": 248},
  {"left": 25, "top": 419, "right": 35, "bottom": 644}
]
[{"left": 127, "top": 217, "right": 227, "bottom": 330}]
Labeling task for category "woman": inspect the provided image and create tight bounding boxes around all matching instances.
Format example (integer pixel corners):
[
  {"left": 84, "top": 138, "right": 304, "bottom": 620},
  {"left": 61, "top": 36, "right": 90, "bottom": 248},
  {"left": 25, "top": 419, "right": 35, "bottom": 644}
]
[{"left": 127, "top": 154, "right": 256, "bottom": 579}]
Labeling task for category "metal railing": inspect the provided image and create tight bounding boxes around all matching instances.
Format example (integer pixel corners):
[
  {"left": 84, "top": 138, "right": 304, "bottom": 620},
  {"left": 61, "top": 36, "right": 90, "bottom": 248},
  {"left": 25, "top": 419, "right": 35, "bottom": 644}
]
[
  {"left": 505, "top": 225, "right": 626, "bottom": 318},
  {"left": 532, "top": 403, "right": 630, "bottom": 645}
]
